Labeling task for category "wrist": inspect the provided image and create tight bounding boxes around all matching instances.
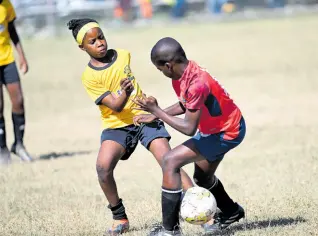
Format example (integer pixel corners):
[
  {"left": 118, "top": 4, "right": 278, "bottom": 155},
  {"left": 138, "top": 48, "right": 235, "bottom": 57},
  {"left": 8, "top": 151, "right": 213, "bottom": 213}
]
[
  {"left": 122, "top": 90, "right": 131, "bottom": 97},
  {"left": 152, "top": 107, "right": 163, "bottom": 118}
]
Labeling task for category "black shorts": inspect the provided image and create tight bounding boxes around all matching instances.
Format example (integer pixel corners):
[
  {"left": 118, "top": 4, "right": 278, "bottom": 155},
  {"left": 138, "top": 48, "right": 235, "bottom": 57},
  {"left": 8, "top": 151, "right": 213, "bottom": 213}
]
[
  {"left": 101, "top": 120, "right": 171, "bottom": 160},
  {"left": 0, "top": 62, "right": 20, "bottom": 85}
]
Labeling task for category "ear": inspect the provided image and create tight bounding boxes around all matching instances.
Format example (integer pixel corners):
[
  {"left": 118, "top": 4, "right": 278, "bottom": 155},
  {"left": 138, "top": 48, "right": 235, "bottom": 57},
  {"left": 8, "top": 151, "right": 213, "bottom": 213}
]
[{"left": 79, "top": 44, "right": 86, "bottom": 51}]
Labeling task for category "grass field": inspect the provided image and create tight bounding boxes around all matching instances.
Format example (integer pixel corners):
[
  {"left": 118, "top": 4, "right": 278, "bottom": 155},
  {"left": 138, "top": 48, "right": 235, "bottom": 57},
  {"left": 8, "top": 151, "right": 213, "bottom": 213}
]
[{"left": 1, "top": 15, "right": 318, "bottom": 236}]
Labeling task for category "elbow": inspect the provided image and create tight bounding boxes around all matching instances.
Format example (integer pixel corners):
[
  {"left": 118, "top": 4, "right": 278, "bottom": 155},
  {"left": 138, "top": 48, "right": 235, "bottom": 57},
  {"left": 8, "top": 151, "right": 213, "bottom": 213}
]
[
  {"left": 113, "top": 103, "right": 126, "bottom": 113},
  {"left": 8, "top": 28, "right": 19, "bottom": 46},
  {"left": 184, "top": 128, "right": 197, "bottom": 136},
  {"left": 10, "top": 34, "right": 19, "bottom": 45},
  {"left": 102, "top": 103, "right": 123, "bottom": 113},
  {"left": 113, "top": 107, "right": 123, "bottom": 113}
]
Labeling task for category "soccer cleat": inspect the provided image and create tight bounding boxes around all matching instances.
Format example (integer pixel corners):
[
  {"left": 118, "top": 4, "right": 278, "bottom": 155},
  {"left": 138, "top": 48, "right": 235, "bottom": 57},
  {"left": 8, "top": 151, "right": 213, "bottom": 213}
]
[
  {"left": 200, "top": 208, "right": 221, "bottom": 227},
  {"left": 106, "top": 219, "right": 129, "bottom": 236},
  {"left": 202, "top": 204, "right": 245, "bottom": 234},
  {"left": 148, "top": 225, "right": 182, "bottom": 236},
  {"left": 11, "top": 142, "right": 33, "bottom": 162},
  {"left": 0, "top": 146, "right": 11, "bottom": 165}
]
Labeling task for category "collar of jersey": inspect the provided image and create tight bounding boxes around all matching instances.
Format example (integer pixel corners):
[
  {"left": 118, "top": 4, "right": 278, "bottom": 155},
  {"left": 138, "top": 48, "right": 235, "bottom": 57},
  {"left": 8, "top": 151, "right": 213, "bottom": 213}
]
[
  {"left": 88, "top": 49, "right": 118, "bottom": 71},
  {"left": 179, "top": 60, "right": 193, "bottom": 82}
]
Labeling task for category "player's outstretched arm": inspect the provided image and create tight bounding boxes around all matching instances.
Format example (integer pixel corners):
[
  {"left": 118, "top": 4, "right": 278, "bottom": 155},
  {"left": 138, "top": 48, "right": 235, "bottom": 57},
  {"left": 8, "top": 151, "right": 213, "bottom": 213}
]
[
  {"left": 163, "top": 102, "right": 186, "bottom": 116},
  {"left": 152, "top": 107, "right": 200, "bottom": 136},
  {"left": 133, "top": 101, "right": 186, "bottom": 125},
  {"left": 100, "top": 78, "right": 133, "bottom": 113},
  {"left": 134, "top": 96, "right": 200, "bottom": 136}
]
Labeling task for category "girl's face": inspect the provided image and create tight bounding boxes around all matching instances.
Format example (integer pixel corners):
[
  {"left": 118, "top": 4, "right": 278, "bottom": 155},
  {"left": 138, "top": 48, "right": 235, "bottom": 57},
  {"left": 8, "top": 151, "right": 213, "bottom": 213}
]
[{"left": 80, "top": 27, "right": 107, "bottom": 59}]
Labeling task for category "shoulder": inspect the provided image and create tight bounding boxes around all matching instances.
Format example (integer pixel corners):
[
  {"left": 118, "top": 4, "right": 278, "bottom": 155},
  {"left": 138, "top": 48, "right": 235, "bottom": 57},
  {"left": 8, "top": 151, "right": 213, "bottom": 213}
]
[
  {"left": 3, "top": 0, "right": 17, "bottom": 22},
  {"left": 2, "top": 0, "right": 12, "bottom": 7},
  {"left": 81, "top": 66, "right": 98, "bottom": 83},
  {"left": 1, "top": 0, "right": 14, "bottom": 11},
  {"left": 187, "top": 79, "right": 210, "bottom": 97},
  {"left": 115, "top": 48, "right": 131, "bottom": 58}
]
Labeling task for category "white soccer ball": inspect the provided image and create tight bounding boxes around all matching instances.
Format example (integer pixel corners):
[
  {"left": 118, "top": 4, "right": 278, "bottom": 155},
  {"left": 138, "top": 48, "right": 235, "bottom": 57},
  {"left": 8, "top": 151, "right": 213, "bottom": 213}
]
[{"left": 180, "top": 186, "right": 217, "bottom": 225}]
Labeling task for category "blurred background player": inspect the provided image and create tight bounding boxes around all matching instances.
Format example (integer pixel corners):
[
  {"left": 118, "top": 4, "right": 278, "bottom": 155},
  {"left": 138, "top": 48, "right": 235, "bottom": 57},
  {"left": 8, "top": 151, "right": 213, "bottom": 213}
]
[
  {"left": 113, "top": 0, "right": 133, "bottom": 22},
  {"left": 113, "top": 0, "right": 153, "bottom": 25},
  {"left": 134, "top": 37, "right": 246, "bottom": 236},
  {"left": 207, "top": 0, "right": 235, "bottom": 14},
  {"left": 67, "top": 19, "right": 193, "bottom": 235},
  {"left": 0, "top": 0, "right": 33, "bottom": 165}
]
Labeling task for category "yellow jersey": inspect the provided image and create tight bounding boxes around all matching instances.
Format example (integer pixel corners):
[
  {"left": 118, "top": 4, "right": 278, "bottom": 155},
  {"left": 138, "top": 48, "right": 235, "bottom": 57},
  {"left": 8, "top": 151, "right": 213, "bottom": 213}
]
[
  {"left": 0, "top": 0, "right": 16, "bottom": 66},
  {"left": 81, "top": 48, "right": 146, "bottom": 129}
]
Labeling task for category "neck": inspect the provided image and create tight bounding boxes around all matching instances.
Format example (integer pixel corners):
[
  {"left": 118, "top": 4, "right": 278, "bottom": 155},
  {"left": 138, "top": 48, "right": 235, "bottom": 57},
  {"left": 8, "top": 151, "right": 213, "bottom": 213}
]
[
  {"left": 90, "top": 50, "right": 114, "bottom": 67},
  {"left": 174, "top": 60, "right": 189, "bottom": 80}
]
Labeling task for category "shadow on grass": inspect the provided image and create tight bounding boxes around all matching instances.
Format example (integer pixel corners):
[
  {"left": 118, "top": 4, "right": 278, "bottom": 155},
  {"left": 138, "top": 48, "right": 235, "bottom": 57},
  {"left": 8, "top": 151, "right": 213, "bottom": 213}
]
[
  {"left": 127, "top": 222, "right": 162, "bottom": 234},
  {"left": 38, "top": 150, "right": 92, "bottom": 160},
  {"left": 213, "top": 216, "right": 306, "bottom": 235},
  {"left": 133, "top": 217, "right": 306, "bottom": 235}
]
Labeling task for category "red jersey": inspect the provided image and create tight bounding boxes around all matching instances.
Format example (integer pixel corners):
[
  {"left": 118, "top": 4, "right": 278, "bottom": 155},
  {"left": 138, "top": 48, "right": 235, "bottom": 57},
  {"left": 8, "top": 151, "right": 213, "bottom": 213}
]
[{"left": 172, "top": 61, "right": 242, "bottom": 140}]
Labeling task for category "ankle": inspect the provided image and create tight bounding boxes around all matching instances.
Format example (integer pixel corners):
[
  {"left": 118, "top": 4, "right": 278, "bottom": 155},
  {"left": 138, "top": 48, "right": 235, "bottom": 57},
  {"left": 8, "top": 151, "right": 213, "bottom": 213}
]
[{"left": 108, "top": 199, "right": 128, "bottom": 220}]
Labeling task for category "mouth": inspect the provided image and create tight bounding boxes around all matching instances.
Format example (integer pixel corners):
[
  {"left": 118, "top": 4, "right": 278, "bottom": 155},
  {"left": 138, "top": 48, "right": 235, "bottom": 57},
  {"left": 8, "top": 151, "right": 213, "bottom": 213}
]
[{"left": 99, "top": 47, "right": 106, "bottom": 53}]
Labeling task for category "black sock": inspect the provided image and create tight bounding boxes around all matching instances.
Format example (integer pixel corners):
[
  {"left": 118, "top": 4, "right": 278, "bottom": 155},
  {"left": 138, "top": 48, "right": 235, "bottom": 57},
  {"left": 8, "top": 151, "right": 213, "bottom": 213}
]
[
  {"left": 0, "top": 117, "right": 6, "bottom": 148},
  {"left": 108, "top": 199, "right": 128, "bottom": 220},
  {"left": 12, "top": 113, "right": 25, "bottom": 145},
  {"left": 208, "top": 177, "right": 238, "bottom": 216},
  {"left": 162, "top": 187, "right": 182, "bottom": 231}
]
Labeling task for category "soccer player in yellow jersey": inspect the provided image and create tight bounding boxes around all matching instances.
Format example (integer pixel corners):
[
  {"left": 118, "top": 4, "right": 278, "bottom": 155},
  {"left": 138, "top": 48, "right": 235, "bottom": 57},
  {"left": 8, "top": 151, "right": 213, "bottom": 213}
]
[
  {"left": 0, "top": 0, "right": 33, "bottom": 165},
  {"left": 67, "top": 18, "right": 194, "bottom": 235}
]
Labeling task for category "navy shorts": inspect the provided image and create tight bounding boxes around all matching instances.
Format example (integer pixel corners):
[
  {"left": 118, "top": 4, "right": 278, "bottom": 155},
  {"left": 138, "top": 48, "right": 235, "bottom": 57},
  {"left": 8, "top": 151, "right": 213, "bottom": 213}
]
[
  {"left": 0, "top": 62, "right": 20, "bottom": 85},
  {"left": 101, "top": 120, "right": 171, "bottom": 160},
  {"left": 191, "top": 117, "right": 246, "bottom": 163}
]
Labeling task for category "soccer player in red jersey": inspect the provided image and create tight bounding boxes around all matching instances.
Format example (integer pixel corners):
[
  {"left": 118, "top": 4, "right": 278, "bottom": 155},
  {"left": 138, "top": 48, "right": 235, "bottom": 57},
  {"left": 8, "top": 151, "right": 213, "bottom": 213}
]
[{"left": 133, "top": 37, "right": 246, "bottom": 236}]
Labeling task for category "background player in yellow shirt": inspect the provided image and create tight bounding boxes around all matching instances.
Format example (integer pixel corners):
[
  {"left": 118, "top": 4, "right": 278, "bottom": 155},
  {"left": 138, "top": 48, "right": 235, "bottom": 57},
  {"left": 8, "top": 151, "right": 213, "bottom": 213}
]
[
  {"left": 0, "top": 0, "right": 32, "bottom": 165},
  {"left": 67, "top": 18, "right": 194, "bottom": 235}
]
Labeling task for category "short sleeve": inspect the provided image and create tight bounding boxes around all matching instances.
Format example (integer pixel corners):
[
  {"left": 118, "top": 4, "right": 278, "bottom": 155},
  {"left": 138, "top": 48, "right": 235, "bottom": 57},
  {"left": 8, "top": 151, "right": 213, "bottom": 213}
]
[
  {"left": 6, "top": 0, "right": 17, "bottom": 23},
  {"left": 82, "top": 75, "right": 111, "bottom": 105},
  {"left": 185, "top": 82, "right": 210, "bottom": 110}
]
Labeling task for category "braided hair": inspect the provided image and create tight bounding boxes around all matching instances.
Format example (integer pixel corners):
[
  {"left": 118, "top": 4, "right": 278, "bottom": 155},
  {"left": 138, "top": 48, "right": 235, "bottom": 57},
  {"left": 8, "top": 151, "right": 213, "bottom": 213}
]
[{"left": 67, "top": 18, "right": 98, "bottom": 40}]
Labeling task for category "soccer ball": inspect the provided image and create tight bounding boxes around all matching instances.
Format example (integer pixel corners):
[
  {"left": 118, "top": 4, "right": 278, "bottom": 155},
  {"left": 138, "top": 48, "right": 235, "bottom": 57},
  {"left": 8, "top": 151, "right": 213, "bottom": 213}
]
[{"left": 180, "top": 186, "right": 217, "bottom": 225}]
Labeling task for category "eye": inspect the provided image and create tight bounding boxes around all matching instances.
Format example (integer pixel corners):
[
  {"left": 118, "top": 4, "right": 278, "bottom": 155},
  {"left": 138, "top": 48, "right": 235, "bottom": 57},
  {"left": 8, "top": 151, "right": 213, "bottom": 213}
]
[
  {"left": 99, "top": 34, "right": 105, "bottom": 40},
  {"left": 89, "top": 39, "right": 96, "bottom": 44}
]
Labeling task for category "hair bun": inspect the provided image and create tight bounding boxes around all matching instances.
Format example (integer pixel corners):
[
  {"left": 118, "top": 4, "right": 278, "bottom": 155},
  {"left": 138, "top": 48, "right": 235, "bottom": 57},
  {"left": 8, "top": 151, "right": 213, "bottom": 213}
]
[{"left": 67, "top": 19, "right": 79, "bottom": 30}]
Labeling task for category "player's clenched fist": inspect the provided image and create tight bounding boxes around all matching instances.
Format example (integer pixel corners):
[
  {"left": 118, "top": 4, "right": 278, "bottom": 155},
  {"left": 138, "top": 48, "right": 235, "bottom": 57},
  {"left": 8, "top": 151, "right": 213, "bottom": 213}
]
[{"left": 120, "top": 78, "right": 134, "bottom": 95}]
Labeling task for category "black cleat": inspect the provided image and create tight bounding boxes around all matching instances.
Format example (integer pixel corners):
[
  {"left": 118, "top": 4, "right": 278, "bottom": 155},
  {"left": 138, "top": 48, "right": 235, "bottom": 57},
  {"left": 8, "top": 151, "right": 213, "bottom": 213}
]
[
  {"left": 11, "top": 143, "right": 33, "bottom": 162},
  {"left": 0, "top": 146, "right": 11, "bottom": 165},
  {"left": 202, "top": 204, "right": 245, "bottom": 234},
  {"left": 148, "top": 224, "right": 182, "bottom": 236}
]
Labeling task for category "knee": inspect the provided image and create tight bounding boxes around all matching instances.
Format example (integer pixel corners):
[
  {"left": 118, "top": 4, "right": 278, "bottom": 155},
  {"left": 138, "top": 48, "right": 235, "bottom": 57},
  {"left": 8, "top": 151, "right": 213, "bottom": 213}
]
[
  {"left": 162, "top": 153, "right": 182, "bottom": 173},
  {"left": 96, "top": 163, "right": 114, "bottom": 183}
]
